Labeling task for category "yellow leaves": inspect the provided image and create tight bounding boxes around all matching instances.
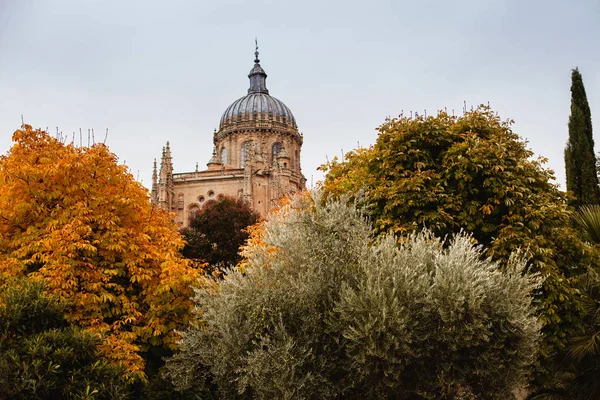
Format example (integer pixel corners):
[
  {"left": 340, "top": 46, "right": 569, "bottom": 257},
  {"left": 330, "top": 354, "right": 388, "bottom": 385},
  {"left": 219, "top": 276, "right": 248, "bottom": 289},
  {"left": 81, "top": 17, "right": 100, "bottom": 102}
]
[
  {"left": 414, "top": 161, "right": 426, "bottom": 171},
  {"left": 480, "top": 204, "right": 494, "bottom": 216},
  {"left": 0, "top": 125, "right": 200, "bottom": 379},
  {"left": 99, "top": 293, "right": 115, "bottom": 304},
  {"left": 98, "top": 333, "right": 145, "bottom": 383}
]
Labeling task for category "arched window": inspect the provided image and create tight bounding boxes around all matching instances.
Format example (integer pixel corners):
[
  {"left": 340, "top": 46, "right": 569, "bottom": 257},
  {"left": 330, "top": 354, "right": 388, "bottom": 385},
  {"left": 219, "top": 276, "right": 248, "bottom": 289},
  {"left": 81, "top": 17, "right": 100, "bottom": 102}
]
[
  {"left": 241, "top": 142, "right": 250, "bottom": 167},
  {"left": 271, "top": 142, "right": 281, "bottom": 164},
  {"left": 220, "top": 147, "right": 228, "bottom": 165}
]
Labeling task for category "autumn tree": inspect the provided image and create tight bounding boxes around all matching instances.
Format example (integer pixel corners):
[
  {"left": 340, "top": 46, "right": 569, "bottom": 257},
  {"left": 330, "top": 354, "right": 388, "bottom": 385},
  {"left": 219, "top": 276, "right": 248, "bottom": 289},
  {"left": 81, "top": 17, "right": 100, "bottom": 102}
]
[
  {"left": 164, "top": 197, "right": 540, "bottom": 399},
  {"left": 320, "top": 106, "right": 600, "bottom": 382},
  {"left": 565, "top": 68, "right": 600, "bottom": 207},
  {"left": 0, "top": 125, "right": 199, "bottom": 380},
  {"left": 0, "top": 278, "right": 128, "bottom": 399},
  {"left": 181, "top": 196, "right": 260, "bottom": 268}
]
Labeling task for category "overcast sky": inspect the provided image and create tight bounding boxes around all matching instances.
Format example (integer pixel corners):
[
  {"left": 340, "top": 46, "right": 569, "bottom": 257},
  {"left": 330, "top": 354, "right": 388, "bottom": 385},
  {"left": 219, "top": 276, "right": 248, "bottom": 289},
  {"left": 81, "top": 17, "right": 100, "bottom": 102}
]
[{"left": 1, "top": 0, "right": 599, "bottom": 190}]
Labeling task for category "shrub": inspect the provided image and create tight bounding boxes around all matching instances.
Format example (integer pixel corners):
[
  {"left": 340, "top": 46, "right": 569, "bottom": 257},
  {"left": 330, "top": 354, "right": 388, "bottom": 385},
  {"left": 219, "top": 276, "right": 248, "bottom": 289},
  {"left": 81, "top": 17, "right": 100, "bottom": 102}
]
[
  {"left": 0, "top": 278, "right": 128, "bottom": 399},
  {"left": 164, "top": 197, "right": 540, "bottom": 399}
]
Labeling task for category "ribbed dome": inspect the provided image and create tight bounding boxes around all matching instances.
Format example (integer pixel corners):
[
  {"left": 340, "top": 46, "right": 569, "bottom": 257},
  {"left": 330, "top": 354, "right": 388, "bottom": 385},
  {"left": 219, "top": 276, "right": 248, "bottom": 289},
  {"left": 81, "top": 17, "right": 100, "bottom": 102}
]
[
  {"left": 219, "top": 93, "right": 297, "bottom": 130},
  {"left": 218, "top": 45, "right": 298, "bottom": 133}
]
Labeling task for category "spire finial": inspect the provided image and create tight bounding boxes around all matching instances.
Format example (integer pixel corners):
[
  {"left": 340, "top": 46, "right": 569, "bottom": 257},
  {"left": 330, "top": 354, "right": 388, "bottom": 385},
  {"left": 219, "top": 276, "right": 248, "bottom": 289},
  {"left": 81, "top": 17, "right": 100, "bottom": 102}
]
[{"left": 254, "top": 37, "right": 259, "bottom": 64}]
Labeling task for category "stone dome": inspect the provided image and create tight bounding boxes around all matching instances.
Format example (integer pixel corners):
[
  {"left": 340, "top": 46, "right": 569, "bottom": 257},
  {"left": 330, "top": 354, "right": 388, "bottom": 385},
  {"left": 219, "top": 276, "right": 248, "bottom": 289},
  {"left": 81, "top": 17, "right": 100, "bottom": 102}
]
[
  {"left": 218, "top": 47, "right": 298, "bottom": 134},
  {"left": 220, "top": 93, "right": 297, "bottom": 130}
]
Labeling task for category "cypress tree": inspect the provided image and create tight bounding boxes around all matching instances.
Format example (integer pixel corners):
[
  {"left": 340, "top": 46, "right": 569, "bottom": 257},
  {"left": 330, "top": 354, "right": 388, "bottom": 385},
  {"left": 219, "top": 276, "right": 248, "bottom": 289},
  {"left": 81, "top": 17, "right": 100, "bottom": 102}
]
[{"left": 565, "top": 67, "right": 600, "bottom": 207}]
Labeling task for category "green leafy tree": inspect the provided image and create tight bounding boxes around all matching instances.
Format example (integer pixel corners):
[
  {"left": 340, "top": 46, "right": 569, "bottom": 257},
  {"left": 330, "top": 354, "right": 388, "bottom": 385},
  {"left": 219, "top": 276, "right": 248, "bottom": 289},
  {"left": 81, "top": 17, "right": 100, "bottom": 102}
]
[
  {"left": 0, "top": 278, "right": 128, "bottom": 399},
  {"left": 527, "top": 269, "right": 600, "bottom": 400},
  {"left": 164, "top": 197, "right": 541, "bottom": 399},
  {"left": 181, "top": 196, "right": 260, "bottom": 268},
  {"left": 528, "top": 206, "right": 600, "bottom": 399},
  {"left": 564, "top": 68, "right": 599, "bottom": 207},
  {"left": 564, "top": 269, "right": 600, "bottom": 400},
  {"left": 320, "top": 106, "right": 599, "bottom": 382}
]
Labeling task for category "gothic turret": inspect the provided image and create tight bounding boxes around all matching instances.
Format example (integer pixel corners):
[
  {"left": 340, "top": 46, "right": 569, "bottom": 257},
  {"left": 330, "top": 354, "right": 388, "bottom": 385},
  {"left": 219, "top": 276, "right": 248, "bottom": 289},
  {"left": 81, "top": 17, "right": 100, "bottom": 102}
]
[
  {"left": 155, "top": 142, "right": 174, "bottom": 210},
  {"left": 151, "top": 158, "right": 158, "bottom": 203},
  {"left": 207, "top": 146, "right": 221, "bottom": 170}
]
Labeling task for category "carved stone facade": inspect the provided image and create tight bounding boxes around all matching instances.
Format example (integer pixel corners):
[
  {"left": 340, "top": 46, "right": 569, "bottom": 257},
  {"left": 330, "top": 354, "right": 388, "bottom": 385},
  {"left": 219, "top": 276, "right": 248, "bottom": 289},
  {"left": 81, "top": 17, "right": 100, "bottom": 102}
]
[{"left": 152, "top": 47, "right": 306, "bottom": 227}]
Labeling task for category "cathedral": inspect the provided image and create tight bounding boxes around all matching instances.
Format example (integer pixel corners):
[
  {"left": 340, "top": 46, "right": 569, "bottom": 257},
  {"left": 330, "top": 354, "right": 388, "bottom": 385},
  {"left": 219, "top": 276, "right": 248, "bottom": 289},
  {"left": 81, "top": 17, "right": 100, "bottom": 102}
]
[{"left": 151, "top": 46, "right": 306, "bottom": 227}]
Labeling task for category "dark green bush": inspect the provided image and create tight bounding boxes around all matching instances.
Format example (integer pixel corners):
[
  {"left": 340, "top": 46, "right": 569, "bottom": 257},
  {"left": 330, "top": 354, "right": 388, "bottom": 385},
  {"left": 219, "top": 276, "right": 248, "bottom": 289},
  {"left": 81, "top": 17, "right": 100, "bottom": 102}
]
[{"left": 0, "top": 279, "right": 128, "bottom": 400}]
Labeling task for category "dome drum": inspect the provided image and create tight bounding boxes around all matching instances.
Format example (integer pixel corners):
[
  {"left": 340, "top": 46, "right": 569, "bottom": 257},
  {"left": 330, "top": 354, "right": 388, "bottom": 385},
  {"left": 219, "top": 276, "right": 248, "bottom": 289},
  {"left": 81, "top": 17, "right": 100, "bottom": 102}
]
[{"left": 215, "top": 126, "right": 302, "bottom": 142}]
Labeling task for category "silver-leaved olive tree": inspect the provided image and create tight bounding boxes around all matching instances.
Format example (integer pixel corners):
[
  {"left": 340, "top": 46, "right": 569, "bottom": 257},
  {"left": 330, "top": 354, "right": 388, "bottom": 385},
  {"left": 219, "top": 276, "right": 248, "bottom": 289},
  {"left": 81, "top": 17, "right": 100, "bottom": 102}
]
[{"left": 165, "top": 196, "right": 541, "bottom": 400}]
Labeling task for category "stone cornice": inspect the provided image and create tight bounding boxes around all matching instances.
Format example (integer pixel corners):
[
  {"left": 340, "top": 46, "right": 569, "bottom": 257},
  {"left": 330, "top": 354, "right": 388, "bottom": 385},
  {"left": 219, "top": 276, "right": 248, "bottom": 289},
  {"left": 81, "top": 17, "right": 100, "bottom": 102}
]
[{"left": 215, "top": 125, "right": 303, "bottom": 144}]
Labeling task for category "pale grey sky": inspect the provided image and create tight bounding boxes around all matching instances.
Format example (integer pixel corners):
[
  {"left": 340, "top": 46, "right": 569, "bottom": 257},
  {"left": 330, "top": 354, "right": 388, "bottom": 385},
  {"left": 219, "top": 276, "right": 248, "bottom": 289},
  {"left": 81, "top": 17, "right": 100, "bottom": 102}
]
[{"left": 1, "top": 0, "right": 599, "bottom": 190}]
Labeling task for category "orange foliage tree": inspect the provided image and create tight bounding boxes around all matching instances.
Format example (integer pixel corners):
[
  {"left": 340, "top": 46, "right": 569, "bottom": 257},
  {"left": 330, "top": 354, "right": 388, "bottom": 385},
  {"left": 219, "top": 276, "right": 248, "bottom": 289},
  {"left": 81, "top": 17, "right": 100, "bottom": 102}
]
[{"left": 0, "top": 125, "right": 199, "bottom": 380}]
